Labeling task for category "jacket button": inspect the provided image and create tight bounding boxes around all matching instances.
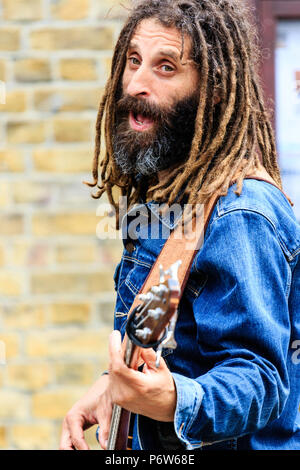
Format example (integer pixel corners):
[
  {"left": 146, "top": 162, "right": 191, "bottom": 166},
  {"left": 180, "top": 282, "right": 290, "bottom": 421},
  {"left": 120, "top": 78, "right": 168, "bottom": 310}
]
[{"left": 125, "top": 242, "right": 136, "bottom": 253}]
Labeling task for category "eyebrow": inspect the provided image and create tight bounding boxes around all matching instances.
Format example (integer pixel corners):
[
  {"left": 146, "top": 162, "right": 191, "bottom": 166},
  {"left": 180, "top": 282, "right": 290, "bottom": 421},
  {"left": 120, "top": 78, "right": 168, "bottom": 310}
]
[{"left": 128, "top": 42, "right": 181, "bottom": 62}]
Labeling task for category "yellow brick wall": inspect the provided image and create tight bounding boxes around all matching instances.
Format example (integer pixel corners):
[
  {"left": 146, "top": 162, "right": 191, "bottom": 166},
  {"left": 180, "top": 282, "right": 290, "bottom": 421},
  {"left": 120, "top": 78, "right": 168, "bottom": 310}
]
[{"left": 0, "top": 0, "right": 129, "bottom": 449}]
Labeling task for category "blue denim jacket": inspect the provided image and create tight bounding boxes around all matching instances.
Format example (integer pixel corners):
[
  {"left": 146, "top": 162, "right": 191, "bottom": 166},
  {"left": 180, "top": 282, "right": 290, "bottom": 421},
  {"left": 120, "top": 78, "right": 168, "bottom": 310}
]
[{"left": 113, "top": 179, "right": 300, "bottom": 450}]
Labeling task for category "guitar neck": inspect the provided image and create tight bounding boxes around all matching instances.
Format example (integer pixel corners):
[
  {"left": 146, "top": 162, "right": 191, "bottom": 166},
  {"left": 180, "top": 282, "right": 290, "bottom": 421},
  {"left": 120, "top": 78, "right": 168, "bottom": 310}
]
[{"left": 107, "top": 337, "right": 136, "bottom": 450}]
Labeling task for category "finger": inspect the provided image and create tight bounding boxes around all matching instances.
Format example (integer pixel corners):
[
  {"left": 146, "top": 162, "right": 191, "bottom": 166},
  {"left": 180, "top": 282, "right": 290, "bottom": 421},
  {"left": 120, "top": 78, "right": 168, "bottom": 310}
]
[
  {"left": 67, "top": 415, "right": 90, "bottom": 450},
  {"left": 141, "top": 348, "right": 168, "bottom": 372},
  {"left": 109, "top": 330, "right": 122, "bottom": 354},
  {"left": 109, "top": 330, "right": 125, "bottom": 371},
  {"left": 59, "top": 422, "right": 75, "bottom": 450},
  {"left": 98, "top": 426, "right": 109, "bottom": 450},
  {"left": 95, "top": 405, "right": 112, "bottom": 450},
  {"left": 96, "top": 425, "right": 108, "bottom": 450}
]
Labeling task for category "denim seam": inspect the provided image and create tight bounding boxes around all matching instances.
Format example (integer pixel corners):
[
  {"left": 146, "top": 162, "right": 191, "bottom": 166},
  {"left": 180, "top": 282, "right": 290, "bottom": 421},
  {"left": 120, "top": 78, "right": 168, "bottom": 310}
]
[
  {"left": 186, "top": 284, "right": 201, "bottom": 297},
  {"left": 117, "top": 279, "right": 130, "bottom": 313},
  {"left": 211, "top": 208, "right": 294, "bottom": 261},
  {"left": 184, "top": 390, "right": 201, "bottom": 435},
  {"left": 122, "top": 255, "right": 152, "bottom": 269},
  {"left": 115, "top": 312, "right": 128, "bottom": 317},
  {"left": 148, "top": 203, "right": 183, "bottom": 230},
  {"left": 291, "top": 246, "right": 300, "bottom": 258},
  {"left": 285, "top": 264, "right": 292, "bottom": 299},
  {"left": 125, "top": 277, "right": 140, "bottom": 295}
]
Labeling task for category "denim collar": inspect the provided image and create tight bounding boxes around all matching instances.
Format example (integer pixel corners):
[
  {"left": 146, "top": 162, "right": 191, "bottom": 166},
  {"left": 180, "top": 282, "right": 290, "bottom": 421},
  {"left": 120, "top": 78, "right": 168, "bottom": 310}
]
[{"left": 120, "top": 199, "right": 183, "bottom": 235}]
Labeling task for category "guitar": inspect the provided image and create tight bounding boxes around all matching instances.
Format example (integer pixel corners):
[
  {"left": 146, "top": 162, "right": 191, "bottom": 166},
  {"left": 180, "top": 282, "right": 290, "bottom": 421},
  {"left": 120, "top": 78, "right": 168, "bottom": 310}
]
[{"left": 106, "top": 260, "right": 182, "bottom": 450}]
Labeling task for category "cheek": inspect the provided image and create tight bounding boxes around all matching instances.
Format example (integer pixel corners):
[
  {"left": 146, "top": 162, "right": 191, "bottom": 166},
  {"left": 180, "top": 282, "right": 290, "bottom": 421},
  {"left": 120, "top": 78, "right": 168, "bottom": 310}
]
[{"left": 121, "top": 68, "right": 131, "bottom": 94}]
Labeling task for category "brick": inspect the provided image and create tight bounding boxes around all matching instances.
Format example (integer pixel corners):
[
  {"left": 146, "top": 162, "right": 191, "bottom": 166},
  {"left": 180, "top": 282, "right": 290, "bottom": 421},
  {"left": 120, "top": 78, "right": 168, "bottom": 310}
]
[
  {"left": 34, "top": 88, "right": 102, "bottom": 112},
  {"left": 1, "top": 303, "right": 45, "bottom": 329},
  {"left": 55, "top": 362, "right": 95, "bottom": 385},
  {"left": 31, "top": 271, "right": 113, "bottom": 294},
  {"left": 99, "top": 56, "right": 112, "bottom": 80},
  {"left": 7, "top": 363, "right": 51, "bottom": 391},
  {"left": 32, "top": 148, "right": 92, "bottom": 173},
  {"left": 2, "top": 0, "right": 43, "bottom": 21},
  {"left": 30, "top": 27, "right": 114, "bottom": 50},
  {"left": 0, "top": 427, "right": 7, "bottom": 449},
  {"left": 59, "top": 58, "right": 97, "bottom": 81},
  {"left": 11, "top": 423, "right": 53, "bottom": 450},
  {"left": 0, "top": 214, "right": 23, "bottom": 235},
  {"left": 0, "top": 392, "right": 29, "bottom": 419},
  {"left": 95, "top": 241, "right": 123, "bottom": 266},
  {"left": 11, "top": 240, "right": 53, "bottom": 267},
  {"left": 7, "top": 121, "right": 46, "bottom": 144},
  {"left": 96, "top": 300, "right": 115, "bottom": 327},
  {"left": 0, "top": 90, "right": 27, "bottom": 112},
  {"left": 56, "top": 243, "right": 96, "bottom": 263},
  {"left": 14, "top": 58, "right": 51, "bottom": 83},
  {"left": 13, "top": 181, "right": 53, "bottom": 205},
  {"left": 32, "top": 212, "right": 99, "bottom": 236},
  {"left": 0, "top": 272, "right": 24, "bottom": 296},
  {"left": 53, "top": 118, "right": 92, "bottom": 142},
  {"left": 26, "top": 327, "right": 111, "bottom": 358},
  {"left": 49, "top": 302, "right": 91, "bottom": 324},
  {"left": 0, "top": 333, "right": 19, "bottom": 359},
  {"left": 51, "top": 0, "right": 90, "bottom": 21},
  {"left": 0, "top": 28, "right": 20, "bottom": 51},
  {"left": 32, "top": 388, "right": 86, "bottom": 419},
  {"left": 0, "top": 149, "right": 24, "bottom": 172}
]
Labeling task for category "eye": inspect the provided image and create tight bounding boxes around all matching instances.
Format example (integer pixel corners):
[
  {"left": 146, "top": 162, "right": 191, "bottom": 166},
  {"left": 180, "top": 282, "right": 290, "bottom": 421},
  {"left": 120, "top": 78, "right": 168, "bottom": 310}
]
[
  {"left": 161, "top": 64, "right": 175, "bottom": 73},
  {"left": 129, "top": 57, "right": 140, "bottom": 66}
]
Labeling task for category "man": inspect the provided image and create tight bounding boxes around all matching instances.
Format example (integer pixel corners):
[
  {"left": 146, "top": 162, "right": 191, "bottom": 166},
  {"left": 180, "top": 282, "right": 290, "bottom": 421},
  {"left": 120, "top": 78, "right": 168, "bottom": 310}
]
[{"left": 60, "top": 0, "right": 300, "bottom": 450}]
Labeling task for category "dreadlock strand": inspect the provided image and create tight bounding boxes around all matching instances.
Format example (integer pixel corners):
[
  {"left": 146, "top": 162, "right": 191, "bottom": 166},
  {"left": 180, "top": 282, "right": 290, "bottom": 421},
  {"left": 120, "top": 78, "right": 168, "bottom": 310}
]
[{"left": 186, "top": 21, "right": 209, "bottom": 164}]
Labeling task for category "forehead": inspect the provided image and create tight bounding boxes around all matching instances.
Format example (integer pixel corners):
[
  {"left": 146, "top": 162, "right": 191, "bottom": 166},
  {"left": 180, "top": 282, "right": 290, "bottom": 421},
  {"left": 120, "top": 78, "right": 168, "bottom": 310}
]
[{"left": 129, "top": 18, "right": 192, "bottom": 58}]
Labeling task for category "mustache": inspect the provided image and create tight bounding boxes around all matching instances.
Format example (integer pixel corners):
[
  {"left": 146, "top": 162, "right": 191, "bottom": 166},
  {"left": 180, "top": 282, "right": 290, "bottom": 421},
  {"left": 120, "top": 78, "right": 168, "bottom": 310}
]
[{"left": 116, "top": 94, "right": 174, "bottom": 127}]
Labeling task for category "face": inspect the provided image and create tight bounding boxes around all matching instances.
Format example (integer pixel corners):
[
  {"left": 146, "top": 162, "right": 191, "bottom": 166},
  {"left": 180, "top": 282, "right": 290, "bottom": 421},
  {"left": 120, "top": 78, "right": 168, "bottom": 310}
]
[
  {"left": 113, "top": 18, "right": 200, "bottom": 178},
  {"left": 122, "top": 18, "right": 199, "bottom": 130}
]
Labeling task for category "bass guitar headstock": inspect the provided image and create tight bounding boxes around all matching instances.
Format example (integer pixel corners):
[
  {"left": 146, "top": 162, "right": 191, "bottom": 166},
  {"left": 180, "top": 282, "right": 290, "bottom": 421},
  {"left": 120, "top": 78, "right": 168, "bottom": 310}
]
[{"left": 126, "top": 260, "right": 182, "bottom": 367}]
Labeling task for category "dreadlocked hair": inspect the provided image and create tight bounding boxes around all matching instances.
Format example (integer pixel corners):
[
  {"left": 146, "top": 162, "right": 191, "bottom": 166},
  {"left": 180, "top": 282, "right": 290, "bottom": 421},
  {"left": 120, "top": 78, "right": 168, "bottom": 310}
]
[{"left": 84, "top": 0, "right": 285, "bottom": 228}]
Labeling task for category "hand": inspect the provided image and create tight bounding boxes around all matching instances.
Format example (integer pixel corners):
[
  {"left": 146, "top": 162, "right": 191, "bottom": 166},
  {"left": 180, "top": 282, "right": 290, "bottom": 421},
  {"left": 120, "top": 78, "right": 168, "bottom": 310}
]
[
  {"left": 108, "top": 330, "right": 177, "bottom": 422},
  {"left": 59, "top": 375, "right": 112, "bottom": 450}
]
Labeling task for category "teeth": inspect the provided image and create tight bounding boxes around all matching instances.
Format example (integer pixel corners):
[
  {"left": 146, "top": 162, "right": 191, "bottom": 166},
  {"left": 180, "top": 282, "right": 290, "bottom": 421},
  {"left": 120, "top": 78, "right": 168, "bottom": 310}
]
[{"left": 135, "top": 116, "right": 143, "bottom": 125}]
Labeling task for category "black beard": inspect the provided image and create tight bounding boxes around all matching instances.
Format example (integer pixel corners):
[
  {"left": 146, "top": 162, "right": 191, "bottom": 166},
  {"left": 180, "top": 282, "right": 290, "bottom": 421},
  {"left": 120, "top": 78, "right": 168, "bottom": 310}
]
[{"left": 112, "top": 92, "right": 199, "bottom": 177}]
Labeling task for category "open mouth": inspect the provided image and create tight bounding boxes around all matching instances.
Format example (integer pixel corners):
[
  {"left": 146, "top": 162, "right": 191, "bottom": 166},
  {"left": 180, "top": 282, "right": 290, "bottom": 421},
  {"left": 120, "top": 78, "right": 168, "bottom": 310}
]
[{"left": 129, "top": 111, "right": 155, "bottom": 132}]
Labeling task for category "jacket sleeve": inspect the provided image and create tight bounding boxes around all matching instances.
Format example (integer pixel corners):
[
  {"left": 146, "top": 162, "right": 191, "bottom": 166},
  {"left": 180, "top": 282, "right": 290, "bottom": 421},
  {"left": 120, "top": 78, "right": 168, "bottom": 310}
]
[{"left": 172, "top": 209, "right": 291, "bottom": 449}]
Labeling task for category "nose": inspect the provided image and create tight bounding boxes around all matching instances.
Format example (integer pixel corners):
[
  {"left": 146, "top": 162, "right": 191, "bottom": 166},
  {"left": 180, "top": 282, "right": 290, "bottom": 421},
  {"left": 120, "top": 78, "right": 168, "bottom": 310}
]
[{"left": 125, "top": 65, "right": 152, "bottom": 99}]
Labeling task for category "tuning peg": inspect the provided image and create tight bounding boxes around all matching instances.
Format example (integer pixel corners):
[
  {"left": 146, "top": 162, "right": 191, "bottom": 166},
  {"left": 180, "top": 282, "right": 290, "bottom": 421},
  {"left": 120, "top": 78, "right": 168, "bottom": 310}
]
[
  {"left": 151, "top": 285, "right": 168, "bottom": 296},
  {"left": 138, "top": 293, "right": 152, "bottom": 302},
  {"left": 148, "top": 307, "right": 164, "bottom": 320},
  {"left": 135, "top": 327, "right": 152, "bottom": 340}
]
